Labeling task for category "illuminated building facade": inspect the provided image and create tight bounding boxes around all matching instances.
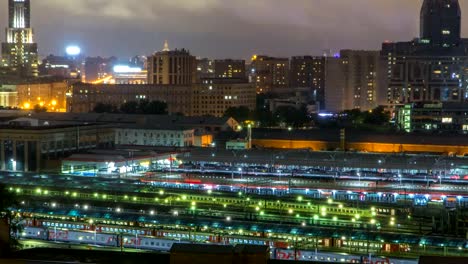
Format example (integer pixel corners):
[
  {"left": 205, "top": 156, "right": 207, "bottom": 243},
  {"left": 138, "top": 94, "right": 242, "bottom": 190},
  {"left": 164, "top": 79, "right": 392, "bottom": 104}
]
[
  {"left": 251, "top": 55, "right": 289, "bottom": 94},
  {"left": 290, "top": 56, "right": 326, "bottom": 106},
  {"left": 16, "top": 81, "right": 68, "bottom": 112},
  {"left": 397, "top": 102, "right": 468, "bottom": 133},
  {"left": 112, "top": 65, "right": 147, "bottom": 84},
  {"left": 0, "top": 81, "right": 67, "bottom": 111},
  {"left": 381, "top": 0, "right": 468, "bottom": 108},
  {"left": 147, "top": 42, "right": 197, "bottom": 85},
  {"left": 1, "top": 0, "right": 38, "bottom": 77},
  {"left": 214, "top": 59, "right": 246, "bottom": 79}
]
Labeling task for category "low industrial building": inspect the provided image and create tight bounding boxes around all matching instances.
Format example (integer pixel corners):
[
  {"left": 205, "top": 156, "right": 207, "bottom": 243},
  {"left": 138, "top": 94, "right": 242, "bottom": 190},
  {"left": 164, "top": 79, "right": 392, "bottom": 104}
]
[
  {"left": 0, "top": 122, "right": 114, "bottom": 172},
  {"left": 61, "top": 149, "right": 175, "bottom": 176}
]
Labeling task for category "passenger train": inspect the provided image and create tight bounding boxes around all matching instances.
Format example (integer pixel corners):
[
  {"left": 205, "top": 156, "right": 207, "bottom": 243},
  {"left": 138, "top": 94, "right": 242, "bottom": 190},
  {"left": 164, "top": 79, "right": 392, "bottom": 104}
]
[{"left": 21, "top": 226, "right": 418, "bottom": 263}]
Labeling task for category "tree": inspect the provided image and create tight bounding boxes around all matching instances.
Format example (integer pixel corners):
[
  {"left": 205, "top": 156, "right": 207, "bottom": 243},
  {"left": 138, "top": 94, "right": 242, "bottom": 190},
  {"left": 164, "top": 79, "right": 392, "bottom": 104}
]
[
  {"left": 93, "top": 103, "right": 116, "bottom": 113},
  {"left": 224, "top": 106, "right": 251, "bottom": 122},
  {"left": 274, "top": 106, "right": 309, "bottom": 127},
  {"left": 120, "top": 101, "right": 139, "bottom": 114},
  {"left": 0, "top": 184, "right": 19, "bottom": 256},
  {"left": 140, "top": 100, "right": 168, "bottom": 115},
  {"left": 33, "top": 104, "right": 47, "bottom": 113},
  {"left": 363, "top": 106, "right": 390, "bottom": 125}
]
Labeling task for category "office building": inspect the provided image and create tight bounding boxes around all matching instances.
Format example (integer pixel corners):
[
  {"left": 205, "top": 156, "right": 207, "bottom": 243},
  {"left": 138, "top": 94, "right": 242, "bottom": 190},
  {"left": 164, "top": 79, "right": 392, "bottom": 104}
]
[
  {"left": 214, "top": 59, "right": 246, "bottom": 79},
  {"left": 192, "top": 78, "right": 256, "bottom": 117},
  {"left": 147, "top": 41, "right": 197, "bottom": 85},
  {"left": 1, "top": 0, "right": 38, "bottom": 77},
  {"left": 290, "top": 56, "right": 326, "bottom": 105},
  {"left": 397, "top": 102, "right": 468, "bottom": 134},
  {"left": 381, "top": 0, "right": 468, "bottom": 108},
  {"left": 324, "top": 50, "right": 382, "bottom": 112},
  {"left": 251, "top": 55, "right": 289, "bottom": 94}
]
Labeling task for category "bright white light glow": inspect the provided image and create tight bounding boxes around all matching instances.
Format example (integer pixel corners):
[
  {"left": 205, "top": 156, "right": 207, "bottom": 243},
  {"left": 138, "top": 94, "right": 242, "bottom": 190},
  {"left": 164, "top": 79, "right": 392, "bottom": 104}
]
[
  {"left": 66, "top": 46, "right": 81, "bottom": 56},
  {"left": 113, "top": 65, "right": 142, "bottom": 73}
]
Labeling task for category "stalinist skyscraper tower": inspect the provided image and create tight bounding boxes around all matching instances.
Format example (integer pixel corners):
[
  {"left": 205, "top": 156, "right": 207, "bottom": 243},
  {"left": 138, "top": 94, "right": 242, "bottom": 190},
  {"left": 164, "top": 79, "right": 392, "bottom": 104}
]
[{"left": 1, "top": 0, "right": 39, "bottom": 77}]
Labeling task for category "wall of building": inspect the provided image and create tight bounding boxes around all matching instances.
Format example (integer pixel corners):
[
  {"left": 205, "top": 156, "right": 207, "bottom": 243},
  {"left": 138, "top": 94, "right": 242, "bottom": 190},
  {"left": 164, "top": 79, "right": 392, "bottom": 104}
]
[
  {"left": 147, "top": 49, "right": 196, "bottom": 85},
  {"left": 0, "top": 124, "right": 114, "bottom": 172},
  {"left": 252, "top": 139, "right": 468, "bottom": 155},
  {"left": 324, "top": 58, "right": 346, "bottom": 113},
  {"left": 16, "top": 82, "right": 68, "bottom": 112},
  {"left": 251, "top": 55, "right": 290, "bottom": 94},
  {"left": 115, "top": 128, "right": 194, "bottom": 147},
  {"left": 68, "top": 83, "right": 193, "bottom": 115},
  {"left": 192, "top": 80, "right": 256, "bottom": 117}
]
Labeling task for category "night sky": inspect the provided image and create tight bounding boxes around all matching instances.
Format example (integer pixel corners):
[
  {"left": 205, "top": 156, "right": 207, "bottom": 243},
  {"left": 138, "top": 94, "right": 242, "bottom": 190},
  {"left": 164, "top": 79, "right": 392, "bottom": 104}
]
[{"left": 1, "top": 0, "right": 466, "bottom": 59}]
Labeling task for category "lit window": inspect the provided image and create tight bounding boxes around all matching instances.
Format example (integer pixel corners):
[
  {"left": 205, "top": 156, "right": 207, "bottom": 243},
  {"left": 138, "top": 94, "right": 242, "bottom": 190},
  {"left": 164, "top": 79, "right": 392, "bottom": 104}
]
[{"left": 442, "top": 117, "right": 453, "bottom": 124}]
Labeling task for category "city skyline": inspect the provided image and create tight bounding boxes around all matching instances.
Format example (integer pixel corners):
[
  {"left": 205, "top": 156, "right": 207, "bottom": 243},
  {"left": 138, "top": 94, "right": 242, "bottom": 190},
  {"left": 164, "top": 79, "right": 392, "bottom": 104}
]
[{"left": 1, "top": 0, "right": 467, "bottom": 59}]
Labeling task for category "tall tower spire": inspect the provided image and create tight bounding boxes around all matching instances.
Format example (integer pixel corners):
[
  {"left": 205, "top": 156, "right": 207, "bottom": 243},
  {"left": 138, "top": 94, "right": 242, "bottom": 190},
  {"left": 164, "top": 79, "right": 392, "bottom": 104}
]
[
  {"left": 163, "top": 40, "right": 170, "bottom": 52},
  {"left": 2, "top": 0, "right": 38, "bottom": 77},
  {"left": 420, "top": 0, "right": 461, "bottom": 47}
]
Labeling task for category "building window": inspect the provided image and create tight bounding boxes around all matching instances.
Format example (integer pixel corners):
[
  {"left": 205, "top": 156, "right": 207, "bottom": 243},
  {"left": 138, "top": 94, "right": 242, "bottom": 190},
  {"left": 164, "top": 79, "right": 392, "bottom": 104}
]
[{"left": 442, "top": 117, "right": 453, "bottom": 124}]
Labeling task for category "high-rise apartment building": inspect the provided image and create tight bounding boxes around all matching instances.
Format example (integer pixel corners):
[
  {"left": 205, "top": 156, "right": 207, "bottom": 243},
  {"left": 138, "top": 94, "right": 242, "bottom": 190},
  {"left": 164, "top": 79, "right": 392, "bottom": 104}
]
[
  {"left": 147, "top": 42, "right": 197, "bottom": 85},
  {"left": 1, "top": 0, "right": 38, "bottom": 77},
  {"left": 382, "top": 0, "right": 468, "bottom": 108},
  {"left": 324, "top": 50, "right": 382, "bottom": 113},
  {"left": 290, "top": 56, "right": 326, "bottom": 105},
  {"left": 251, "top": 55, "right": 289, "bottom": 94},
  {"left": 214, "top": 59, "right": 246, "bottom": 79}
]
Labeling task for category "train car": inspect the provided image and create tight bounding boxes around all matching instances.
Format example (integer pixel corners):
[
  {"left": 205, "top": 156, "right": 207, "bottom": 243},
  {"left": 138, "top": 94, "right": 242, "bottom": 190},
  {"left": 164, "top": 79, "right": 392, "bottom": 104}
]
[{"left": 273, "top": 249, "right": 418, "bottom": 264}]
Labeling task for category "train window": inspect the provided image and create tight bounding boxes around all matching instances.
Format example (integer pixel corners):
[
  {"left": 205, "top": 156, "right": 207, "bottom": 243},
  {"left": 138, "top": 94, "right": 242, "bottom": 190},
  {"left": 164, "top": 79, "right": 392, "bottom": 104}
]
[{"left": 151, "top": 242, "right": 154, "bottom": 246}]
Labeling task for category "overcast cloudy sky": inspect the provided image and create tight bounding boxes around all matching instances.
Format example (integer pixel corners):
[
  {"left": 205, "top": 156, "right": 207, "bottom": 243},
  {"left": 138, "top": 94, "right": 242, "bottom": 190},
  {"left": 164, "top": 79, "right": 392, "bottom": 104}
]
[{"left": 1, "top": 0, "right": 466, "bottom": 59}]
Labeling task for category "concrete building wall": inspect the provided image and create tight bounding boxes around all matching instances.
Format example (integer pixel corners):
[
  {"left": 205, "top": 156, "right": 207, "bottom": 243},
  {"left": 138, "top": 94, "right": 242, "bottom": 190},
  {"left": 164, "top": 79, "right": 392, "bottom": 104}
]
[
  {"left": 68, "top": 83, "right": 193, "bottom": 115},
  {"left": 115, "top": 128, "right": 194, "bottom": 147},
  {"left": 324, "top": 58, "right": 346, "bottom": 113},
  {"left": 192, "top": 81, "right": 256, "bottom": 117}
]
